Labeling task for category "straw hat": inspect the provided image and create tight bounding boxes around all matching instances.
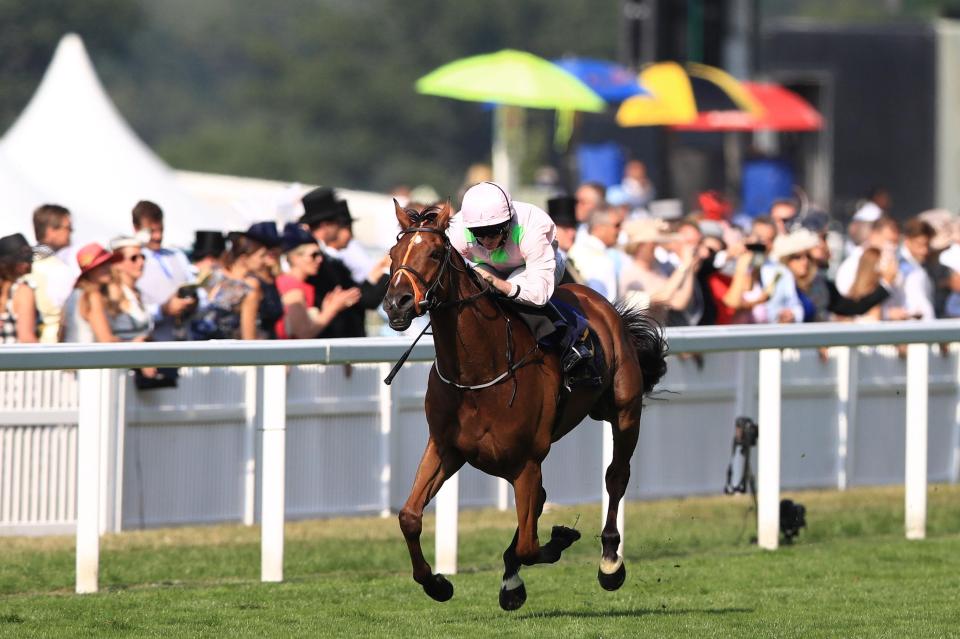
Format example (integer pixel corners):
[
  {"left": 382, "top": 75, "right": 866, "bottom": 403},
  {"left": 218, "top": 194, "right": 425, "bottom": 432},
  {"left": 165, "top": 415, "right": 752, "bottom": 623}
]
[
  {"left": 770, "top": 228, "right": 820, "bottom": 261},
  {"left": 623, "top": 218, "right": 678, "bottom": 245}
]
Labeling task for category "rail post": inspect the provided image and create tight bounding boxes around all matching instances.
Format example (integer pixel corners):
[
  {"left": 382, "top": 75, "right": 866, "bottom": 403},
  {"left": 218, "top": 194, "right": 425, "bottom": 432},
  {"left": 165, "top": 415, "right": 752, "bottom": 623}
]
[
  {"left": 905, "top": 343, "right": 929, "bottom": 540},
  {"left": 76, "top": 368, "right": 108, "bottom": 593},
  {"left": 757, "top": 348, "right": 782, "bottom": 550},
  {"left": 378, "top": 363, "right": 393, "bottom": 518},
  {"left": 260, "top": 365, "right": 286, "bottom": 582}
]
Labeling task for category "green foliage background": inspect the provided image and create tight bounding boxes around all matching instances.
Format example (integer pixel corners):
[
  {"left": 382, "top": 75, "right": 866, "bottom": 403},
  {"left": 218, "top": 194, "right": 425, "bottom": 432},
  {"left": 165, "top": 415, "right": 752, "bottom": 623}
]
[{"left": 1, "top": 1, "right": 953, "bottom": 195}]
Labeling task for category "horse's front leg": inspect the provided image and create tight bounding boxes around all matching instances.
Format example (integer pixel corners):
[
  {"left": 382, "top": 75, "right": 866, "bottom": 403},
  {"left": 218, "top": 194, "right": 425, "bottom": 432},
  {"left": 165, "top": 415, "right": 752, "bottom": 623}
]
[
  {"left": 500, "top": 463, "right": 580, "bottom": 611},
  {"left": 399, "top": 437, "right": 464, "bottom": 602}
]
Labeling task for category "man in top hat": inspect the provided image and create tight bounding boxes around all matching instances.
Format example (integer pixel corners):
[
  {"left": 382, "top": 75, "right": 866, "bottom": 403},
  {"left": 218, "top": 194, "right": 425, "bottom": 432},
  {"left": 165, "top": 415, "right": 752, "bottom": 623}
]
[
  {"left": 299, "top": 187, "right": 386, "bottom": 338},
  {"left": 547, "top": 196, "right": 584, "bottom": 286}
]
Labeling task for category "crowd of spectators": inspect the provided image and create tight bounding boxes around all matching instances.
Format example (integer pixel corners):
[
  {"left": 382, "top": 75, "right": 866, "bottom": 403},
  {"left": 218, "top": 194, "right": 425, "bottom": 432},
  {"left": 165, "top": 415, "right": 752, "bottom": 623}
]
[
  {"left": 3, "top": 171, "right": 960, "bottom": 375},
  {"left": 545, "top": 172, "right": 960, "bottom": 331},
  {"left": 0, "top": 188, "right": 390, "bottom": 386}
]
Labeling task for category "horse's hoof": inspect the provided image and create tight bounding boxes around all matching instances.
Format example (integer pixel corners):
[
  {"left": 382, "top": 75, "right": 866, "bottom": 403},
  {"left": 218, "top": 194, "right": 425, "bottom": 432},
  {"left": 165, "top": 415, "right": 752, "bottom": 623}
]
[
  {"left": 551, "top": 525, "right": 582, "bottom": 547},
  {"left": 423, "top": 573, "right": 454, "bottom": 602},
  {"left": 499, "top": 583, "right": 527, "bottom": 611},
  {"left": 598, "top": 558, "right": 626, "bottom": 591}
]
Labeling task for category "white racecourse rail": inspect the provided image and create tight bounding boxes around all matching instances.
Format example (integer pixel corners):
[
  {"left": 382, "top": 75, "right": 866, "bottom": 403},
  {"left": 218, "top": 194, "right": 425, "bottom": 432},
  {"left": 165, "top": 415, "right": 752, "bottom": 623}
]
[{"left": 1, "top": 321, "right": 959, "bottom": 592}]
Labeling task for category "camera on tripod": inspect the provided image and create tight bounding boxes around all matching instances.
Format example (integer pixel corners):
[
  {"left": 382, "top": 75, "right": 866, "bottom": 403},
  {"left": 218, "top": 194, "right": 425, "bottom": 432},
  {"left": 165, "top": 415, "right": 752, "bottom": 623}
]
[{"left": 723, "top": 415, "right": 806, "bottom": 544}]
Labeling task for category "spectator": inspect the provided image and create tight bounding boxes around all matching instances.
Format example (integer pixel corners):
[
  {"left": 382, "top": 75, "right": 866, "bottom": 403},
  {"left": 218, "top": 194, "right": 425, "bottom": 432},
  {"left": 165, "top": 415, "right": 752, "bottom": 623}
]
[
  {"left": 245, "top": 221, "right": 284, "bottom": 339},
  {"left": 844, "top": 248, "right": 902, "bottom": 321},
  {"left": 0, "top": 233, "right": 39, "bottom": 343},
  {"left": 770, "top": 198, "right": 799, "bottom": 235},
  {"left": 574, "top": 182, "right": 606, "bottom": 228},
  {"left": 133, "top": 201, "right": 197, "bottom": 341},
  {"left": 846, "top": 187, "right": 892, "bottom": 256},
  {"left": 27, "top": 204, "right": 75, "bottom": 342},
  {"left": 276, "top": 223, "right": 359, "bottom": 339},
  {"left": 939, "top": 242, "right": 960, "bottom": 318},
  {"left": 803, "top": 244, "right": 896, "bottom": 323},
  {"left": 619, "top": 160, "right": 655, "bottom": 211},
  {"left": 750, "top": 216, "right": 778, "bottom": 255},
  {"left": 547, "top": 196, "right": 585, "bottom": 285},
  {"left": 191, "top": 233, "right": 265, "bottom": 340},
  {"left": 717, "top": 247, "right": 769, "bottom": 324},
  {"left": 836, "top": 216, "right": 900, "bottom": 296},
  {"left": 764, "top": 231, "right": 813, "bottom": 323},
  {"left": 619, "top": 219, "right": 698, "bottom": 323},
  {"left": 190, "top": 230, "right": 226, "bottom": 286},
  {"left": 890, "top": 218, "right": 936, "bottom": 321},
  {"left": 917, "top": 209, "right": 956, "bottom": 318},
  {"left": 568, "top": 208, "right": 621, "bottom": 302},
  {"left": 298, "top": 189, "right": 378, "bottom": 337},
  {"left": 63, "top": 243, "right": 122, "bottom": 343},
  {"left": 107, "top": 237, "right": 154, "bottom": 341}
]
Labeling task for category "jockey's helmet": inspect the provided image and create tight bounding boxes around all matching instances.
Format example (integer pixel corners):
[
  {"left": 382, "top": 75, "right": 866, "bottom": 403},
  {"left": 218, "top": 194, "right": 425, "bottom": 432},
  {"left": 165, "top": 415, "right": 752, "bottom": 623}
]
[{"left": 460, "top": 182, "right": 514, "bottom": 228}]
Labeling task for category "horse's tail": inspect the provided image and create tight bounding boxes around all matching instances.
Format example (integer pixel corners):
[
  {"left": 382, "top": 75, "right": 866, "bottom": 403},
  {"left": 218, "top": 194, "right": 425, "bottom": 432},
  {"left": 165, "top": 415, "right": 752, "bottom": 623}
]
[{"left": 614, "top": 299, "right": 668, "bottom": 396}]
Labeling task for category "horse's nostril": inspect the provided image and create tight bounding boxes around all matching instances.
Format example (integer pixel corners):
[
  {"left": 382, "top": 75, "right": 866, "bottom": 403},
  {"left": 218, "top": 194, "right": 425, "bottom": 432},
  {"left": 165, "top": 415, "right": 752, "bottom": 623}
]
[{"left": 396, "top": 293, "right": 415, "bottom": 311}]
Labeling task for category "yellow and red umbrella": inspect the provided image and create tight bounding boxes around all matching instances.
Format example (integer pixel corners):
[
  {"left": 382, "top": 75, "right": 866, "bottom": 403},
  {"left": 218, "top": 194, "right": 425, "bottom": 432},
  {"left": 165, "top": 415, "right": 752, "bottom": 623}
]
[
  {"left": 672, "top": 82, "right": 823, "bottom": 132},
  {"left": 616, "top": 62, "right": 763, "bottom": 127}
]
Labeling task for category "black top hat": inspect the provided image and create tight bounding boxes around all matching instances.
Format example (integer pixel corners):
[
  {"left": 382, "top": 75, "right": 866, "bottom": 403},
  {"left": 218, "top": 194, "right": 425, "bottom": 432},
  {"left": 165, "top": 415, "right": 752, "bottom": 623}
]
[
  {"left": 547, "top": 196, "right": 578, "bottom": 228},
  {"left": 281, "top": 222, "right": 318, "bottom": 253},
  {"left": 193, "top": 230, "right": 226, "bottom": 261},
  {"left": 245, "top": 221, "right": 282, "bottom": 248},
  {"left": 334, "top": 200, "right": 356, "bottom": 227},
  {"left": 0, "top": 233, "right": 33, "bottom": 264},
  {"left": 299, "top": 187, "right": 339, "bottom": 226}
]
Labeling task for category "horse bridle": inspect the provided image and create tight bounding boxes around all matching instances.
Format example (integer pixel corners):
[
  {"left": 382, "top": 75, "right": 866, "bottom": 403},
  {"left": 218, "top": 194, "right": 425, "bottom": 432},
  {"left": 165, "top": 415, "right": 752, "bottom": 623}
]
[{"left": 383, "top": 208, "right": 536, "bottom": 398}]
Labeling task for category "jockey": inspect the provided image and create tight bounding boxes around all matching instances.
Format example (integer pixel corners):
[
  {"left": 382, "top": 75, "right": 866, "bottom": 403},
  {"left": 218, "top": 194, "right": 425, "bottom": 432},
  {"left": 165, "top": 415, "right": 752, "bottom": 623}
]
[{"left": 448, "top": 182, "right": 595, "bottom": 381}]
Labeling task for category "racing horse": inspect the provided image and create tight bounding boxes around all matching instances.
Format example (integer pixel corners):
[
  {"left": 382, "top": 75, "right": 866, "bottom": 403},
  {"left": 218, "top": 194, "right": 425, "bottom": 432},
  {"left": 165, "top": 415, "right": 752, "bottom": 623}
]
[{"left": 382, "top": 201, "right": 667, "bottom": 611}]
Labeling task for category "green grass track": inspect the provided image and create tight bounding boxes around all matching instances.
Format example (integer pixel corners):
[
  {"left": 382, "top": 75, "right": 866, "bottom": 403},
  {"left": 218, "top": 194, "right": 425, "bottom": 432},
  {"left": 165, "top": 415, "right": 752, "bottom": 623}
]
[{"left": 2, "top": 485, "right": 960, "bottom": 638}]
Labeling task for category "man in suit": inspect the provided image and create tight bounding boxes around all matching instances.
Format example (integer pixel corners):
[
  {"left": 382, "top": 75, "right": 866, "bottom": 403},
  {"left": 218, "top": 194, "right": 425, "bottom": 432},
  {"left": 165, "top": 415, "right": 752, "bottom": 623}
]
[
  {"left": 547, "top": 195, "right": 585, "bottom": 286},
  {"left": 299, "top": 187, "right": 387, "bottom": 337}
]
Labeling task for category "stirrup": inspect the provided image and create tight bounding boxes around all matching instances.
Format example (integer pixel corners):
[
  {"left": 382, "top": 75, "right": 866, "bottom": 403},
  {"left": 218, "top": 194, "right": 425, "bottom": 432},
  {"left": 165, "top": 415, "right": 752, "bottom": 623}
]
[{"left": 561, "top": 339, "right": 592, "bottom": 373}]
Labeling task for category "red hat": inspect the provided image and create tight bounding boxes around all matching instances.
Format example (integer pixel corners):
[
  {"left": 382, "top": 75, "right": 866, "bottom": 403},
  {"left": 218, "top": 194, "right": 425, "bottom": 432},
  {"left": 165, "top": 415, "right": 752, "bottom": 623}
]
[
  {"left": 699, "top": 191, "right": 733, "bottom": 221},
  {"left": 76, "top": 242, "right": 121, "bottom": 276}
]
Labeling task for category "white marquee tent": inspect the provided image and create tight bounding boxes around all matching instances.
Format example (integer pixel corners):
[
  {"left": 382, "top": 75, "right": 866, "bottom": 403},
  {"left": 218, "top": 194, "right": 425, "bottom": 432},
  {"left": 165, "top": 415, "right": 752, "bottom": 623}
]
[{"left": 0, "top": 34, "right": 243, "bottom": 247}]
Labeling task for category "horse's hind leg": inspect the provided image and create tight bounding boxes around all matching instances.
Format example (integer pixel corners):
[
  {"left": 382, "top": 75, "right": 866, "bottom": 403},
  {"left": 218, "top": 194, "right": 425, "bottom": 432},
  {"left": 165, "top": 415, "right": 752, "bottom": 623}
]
[
  {"left": 399, "top": 437, "right": 464, "bottom": 602},
  {"left": 598, "top": 413, "right": 640, "bottom": 591}
]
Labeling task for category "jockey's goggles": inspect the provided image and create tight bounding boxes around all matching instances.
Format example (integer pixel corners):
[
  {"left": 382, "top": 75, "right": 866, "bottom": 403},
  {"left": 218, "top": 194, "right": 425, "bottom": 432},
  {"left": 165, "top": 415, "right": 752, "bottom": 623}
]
[{"left": 471, "top": 221, "right": 510, "bottom": 239}]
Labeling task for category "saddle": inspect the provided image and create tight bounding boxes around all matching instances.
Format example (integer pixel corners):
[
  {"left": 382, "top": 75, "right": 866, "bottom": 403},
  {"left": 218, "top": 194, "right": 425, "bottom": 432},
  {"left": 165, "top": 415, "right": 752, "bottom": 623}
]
[{"left": 505, "top": 297, "right": 604, "bottom": 389}]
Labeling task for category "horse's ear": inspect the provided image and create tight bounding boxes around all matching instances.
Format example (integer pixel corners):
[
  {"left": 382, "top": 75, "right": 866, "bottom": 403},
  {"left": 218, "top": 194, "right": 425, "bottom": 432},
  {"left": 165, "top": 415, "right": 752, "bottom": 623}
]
[
  {"left": 435, "top": 199, "right": 453, "bottom": 230},
  {"left": 394, "top": 199, "right": 412, "bottom": 229}
]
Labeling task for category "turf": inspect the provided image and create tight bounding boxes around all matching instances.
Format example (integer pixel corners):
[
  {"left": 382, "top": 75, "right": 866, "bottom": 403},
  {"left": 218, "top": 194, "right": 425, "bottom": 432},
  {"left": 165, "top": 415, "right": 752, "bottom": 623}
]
[{"left": 2, "top": 485, "right": 960, "bottom": 638}]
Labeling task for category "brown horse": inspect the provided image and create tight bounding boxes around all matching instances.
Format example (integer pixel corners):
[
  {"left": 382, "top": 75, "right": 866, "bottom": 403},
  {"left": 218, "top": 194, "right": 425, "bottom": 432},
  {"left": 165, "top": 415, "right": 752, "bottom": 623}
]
[{"left": 382, "top": 201, "right": 667, "bottom": 611}]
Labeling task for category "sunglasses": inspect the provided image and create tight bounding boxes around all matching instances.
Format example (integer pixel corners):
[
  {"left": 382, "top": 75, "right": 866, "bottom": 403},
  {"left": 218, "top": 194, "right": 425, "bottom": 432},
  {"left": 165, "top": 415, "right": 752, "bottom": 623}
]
[
  {"left": 126, "top": 254, "right": 144, "bottom": 263},
  {"left": 309, "top": 251, "right": 323, "bottom": 260},
  {"left": 472, "top": 223, "right": 508, "bottom": 239},
  {"left": 788, "top": 252, "right": 811, "bottom": 261}
]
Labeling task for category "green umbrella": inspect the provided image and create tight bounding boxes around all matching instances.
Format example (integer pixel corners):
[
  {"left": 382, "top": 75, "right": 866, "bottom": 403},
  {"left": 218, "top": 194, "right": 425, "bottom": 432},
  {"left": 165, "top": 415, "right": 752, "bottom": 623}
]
[
  {"left": 416, "top": 50, "right": 606, "bottom": 192},
  {"left": 416, "top": 49, "right": 606, "bottom": 112}
]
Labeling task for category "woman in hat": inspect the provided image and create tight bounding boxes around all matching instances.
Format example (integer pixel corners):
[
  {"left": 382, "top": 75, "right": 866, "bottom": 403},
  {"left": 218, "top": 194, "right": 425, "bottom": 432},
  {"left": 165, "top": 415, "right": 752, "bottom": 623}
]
[
  {"left": 0, "top": 233, "right": 39, "bottom": 343},
  {"left": 618, "top": 219, "right": 700, "bottom": 323},
  {"left": 107, "top": 236, "right": 154, "bottom": 341},
  {"left": 275, "top": 223, "right": 359, "bottom": 339},
  {"left": 245, "top": 221, "right": 284, "bottom": 339},
  {"left": 191, "top": 233, "right": 266, "bottom": 340},
  {"left": 62, "top": 243, "right": 123, "bottom": 342}
]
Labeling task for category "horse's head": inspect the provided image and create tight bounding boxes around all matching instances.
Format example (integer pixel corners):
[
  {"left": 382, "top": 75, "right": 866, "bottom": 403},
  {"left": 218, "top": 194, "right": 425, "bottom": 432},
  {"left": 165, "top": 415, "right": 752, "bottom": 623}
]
[{"left": 382, "top": 199, "right": 454, "bottom": 331}]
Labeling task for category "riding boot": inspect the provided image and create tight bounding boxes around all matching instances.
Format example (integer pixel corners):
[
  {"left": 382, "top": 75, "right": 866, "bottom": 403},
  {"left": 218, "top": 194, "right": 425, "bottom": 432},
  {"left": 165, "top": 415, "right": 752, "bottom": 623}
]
[{"left": 545, "top": 301, "right": 600, "bottom": 387}]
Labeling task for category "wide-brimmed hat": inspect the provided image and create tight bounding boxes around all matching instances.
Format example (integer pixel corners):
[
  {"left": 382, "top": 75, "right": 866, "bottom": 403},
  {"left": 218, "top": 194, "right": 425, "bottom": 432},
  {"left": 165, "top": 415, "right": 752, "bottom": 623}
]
[
  {"left": 623, "top": 219, "right": 678, "bottom": 245},
  {"left": 109, "top": 235, "right": 142, "bottom": 252},
  {"left": 0, "top": 233, "right": 33, "bottom": 265},
  {"left": 939, "top": 244, "right": 960, "bottom": 273},
  {"left": 547, "top": 196, "right": 577, "bottom": 228},
  {"left": 299, "top": 187, "right": 339, "bottom": 226},
  {"left": 770, "top": 228, "right": 821, "bottom": 261},
  {"left": 281, "top": 222, "right": 317, "bottom": 253},
  {"left": 917, "top": 209, "right": 956, "bottom": 251},
  {"left": 76, "top": 242, "right": 121, "bottom": 276},
  {"left": 245, "top": 221, "right": 282, "bottom": 248},
  {"left": 193, "top": 230, "right": 226, "bottom": 260}
]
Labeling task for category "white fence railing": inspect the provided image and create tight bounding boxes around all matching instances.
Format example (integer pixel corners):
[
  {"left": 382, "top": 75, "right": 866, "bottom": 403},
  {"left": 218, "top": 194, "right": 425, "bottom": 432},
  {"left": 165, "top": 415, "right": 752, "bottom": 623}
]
[{"left": 1, "top": 320, "right": 959, "bottom": 593}]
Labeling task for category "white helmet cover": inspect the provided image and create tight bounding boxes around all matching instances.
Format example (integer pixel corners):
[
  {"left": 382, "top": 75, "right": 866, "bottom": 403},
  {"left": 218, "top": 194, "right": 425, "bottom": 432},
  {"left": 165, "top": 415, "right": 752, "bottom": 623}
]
[{"left": 460, "top": 182, "right": 513, "bottom": 228}]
